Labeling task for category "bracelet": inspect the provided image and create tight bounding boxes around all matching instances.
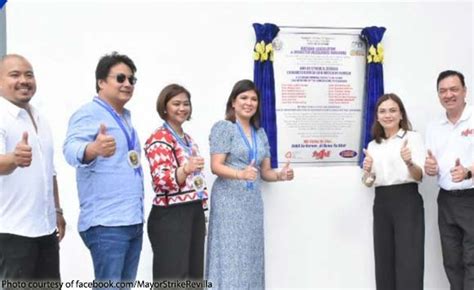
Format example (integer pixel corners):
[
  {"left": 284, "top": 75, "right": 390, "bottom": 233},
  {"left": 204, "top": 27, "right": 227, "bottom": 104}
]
[
  {"left": 464, "top": 169, "right": 472, "bottom": 180},
  {"left": 55, "top": 207, "right": 63, "bottom": 215},
  {"left": 362, "top": 173, "right": 375, "bottom": 185}
]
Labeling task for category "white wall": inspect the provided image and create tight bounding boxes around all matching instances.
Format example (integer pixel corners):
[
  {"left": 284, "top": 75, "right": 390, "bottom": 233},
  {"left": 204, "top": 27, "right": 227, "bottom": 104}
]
[{"left": 5, "top": 1, "right": 473, "bottom": 289}]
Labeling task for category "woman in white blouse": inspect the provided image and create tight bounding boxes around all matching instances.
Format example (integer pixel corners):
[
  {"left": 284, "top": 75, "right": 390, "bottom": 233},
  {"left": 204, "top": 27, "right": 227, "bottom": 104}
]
[{"left": 362, "top": 93, "right": 425, "bottom": 290}]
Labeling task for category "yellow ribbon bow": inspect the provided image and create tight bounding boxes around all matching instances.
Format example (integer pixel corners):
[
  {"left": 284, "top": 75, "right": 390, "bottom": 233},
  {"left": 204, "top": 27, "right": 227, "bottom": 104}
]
[
  {"left": 367, "top": 43, "right": 384, "bottom": 63},
  {"left": 254, "top": 41, "right": 274, "bottom": 62}
]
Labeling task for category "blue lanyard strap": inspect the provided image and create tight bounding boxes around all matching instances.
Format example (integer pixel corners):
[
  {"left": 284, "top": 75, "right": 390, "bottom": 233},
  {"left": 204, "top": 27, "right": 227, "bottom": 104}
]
[
  {"left": 236, "top": 121, "right": 257, "bottom": 189},
  {"left": 93, "top": 97, "right": 142, "bottom": 176},
  {"left": 163, "top": 122, "right": 193, "bottom": 156},
  {"left": 236, "top": 120, "right": 258, "bottom": 163}
]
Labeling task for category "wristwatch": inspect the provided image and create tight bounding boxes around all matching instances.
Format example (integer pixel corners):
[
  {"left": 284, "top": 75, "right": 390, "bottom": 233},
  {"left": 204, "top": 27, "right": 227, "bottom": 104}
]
[{"left": 465, "top": 169, "right": 473, "bottom": 180}]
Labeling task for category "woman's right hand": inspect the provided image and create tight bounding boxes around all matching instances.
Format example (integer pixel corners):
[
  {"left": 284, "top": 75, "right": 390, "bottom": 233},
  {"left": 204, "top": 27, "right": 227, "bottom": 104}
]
[
  {"left": 184, "top": 156, "right": 205, "bottom": 174},
  {"left": 362, "top": 149, "right": 373, "bottom": 173},
  {"left": 239, "top": 161, "right": 258, "bottom": 181}
]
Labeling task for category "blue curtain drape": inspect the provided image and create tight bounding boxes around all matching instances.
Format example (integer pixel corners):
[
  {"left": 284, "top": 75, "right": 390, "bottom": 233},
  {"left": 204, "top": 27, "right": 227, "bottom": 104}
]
[
  {"left": 0, "top": 0, "right": 6, "bottom": 9},
  {"left": 360, "top": 26, "right": 386, "bottom": 166},
  {"left": 253, "top": 23, "right": 280, "bottom": 168}
]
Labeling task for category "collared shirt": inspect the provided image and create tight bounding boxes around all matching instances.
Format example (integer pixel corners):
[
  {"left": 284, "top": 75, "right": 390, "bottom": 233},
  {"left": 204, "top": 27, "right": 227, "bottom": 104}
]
[
  {"left": 367, "top": 129, "right": 425, "bottom": 187},
  {"left": 63, "top": 97, "right": 144, "bottom": 232},
  {"left": 0, "top": 97, "right": 56, "bottom": 237},
  {"left": 426, "top": 105, "right": 474, "bottom": 190}
]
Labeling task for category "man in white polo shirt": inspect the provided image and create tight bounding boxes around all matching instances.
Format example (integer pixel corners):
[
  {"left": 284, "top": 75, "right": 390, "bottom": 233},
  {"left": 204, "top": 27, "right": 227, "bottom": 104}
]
[
  {"left": 0, "top": 54, "right": 66, "bottom": 288},
  {"left": 425, "top": 70, "right": 474, "bottom": 290}
]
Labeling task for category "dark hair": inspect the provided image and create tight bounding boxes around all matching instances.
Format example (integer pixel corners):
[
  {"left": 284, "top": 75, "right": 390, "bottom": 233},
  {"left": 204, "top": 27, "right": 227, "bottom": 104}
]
[
  {"left": 95, "top": 52, "right": 137, "bottom": 93},
  {"left": 225, "top": 79, "right": 261, "bottom": 128},
  {"left": 437, "top": 70, "right": 465, "bottom": 89},
  {"left": 156, "top": 84, "right": 192, "bottom": 121},
  {"left": 371, "top": 93, "right": 412, "bottom": 144}
]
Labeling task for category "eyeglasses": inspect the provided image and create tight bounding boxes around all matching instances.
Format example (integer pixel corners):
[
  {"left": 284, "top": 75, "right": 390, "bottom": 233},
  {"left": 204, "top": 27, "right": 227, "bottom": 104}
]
[{"left": 109, "top": 73, "right": 137, "bottom": 85}]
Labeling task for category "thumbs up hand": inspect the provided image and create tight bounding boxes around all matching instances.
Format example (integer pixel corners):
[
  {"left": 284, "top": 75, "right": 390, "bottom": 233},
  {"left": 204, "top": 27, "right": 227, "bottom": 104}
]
[
  {"left": 21, "top": 131, "right": 29, "bottom": 144},
  {"left": 424, "top": 149, "right": 439, "bottom": 176},
  {"left": 450, "top": 158, "right": 467, "bottom": 183},
  {"left": 240, "top": 159, "right": 258, "bottom": 181},
  {"left": 278, "top": 160, "right": 294, "bottom": 181},
  {"left": 362, "top": 149, "right": 373, "bottom": 173},
  {"left": 94, "top": 124, "right": 116, "bottom": 157},
  {"left": 185, "top": 147, "right": 205, "bottom": 174},
  {"left": 14, "top": 131, "right": 32, "bottom": 167},
  {"left": 400, "top": 139, "right": 413, "bottom": 166}
]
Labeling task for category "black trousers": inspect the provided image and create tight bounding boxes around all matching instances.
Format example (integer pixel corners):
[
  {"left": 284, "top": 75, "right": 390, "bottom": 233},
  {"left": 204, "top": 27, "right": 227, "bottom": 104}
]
[
  {"left": 0, "top": 232, "right": 60, "bottom": 290},
  {"left": 438, "top": 188, "right": 474, "bottom": 290},
  {"left": 373, "top": 183, "right": 424, "bottom": 290},
  {"left": 147, "top": 201, "right": 205, "bottom": 284}
]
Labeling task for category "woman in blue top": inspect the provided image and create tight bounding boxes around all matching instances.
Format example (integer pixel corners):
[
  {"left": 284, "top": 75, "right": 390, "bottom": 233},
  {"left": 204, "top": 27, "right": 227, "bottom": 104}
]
[{"left": 205, "top": 79, "right": 294, "bottom": 289}]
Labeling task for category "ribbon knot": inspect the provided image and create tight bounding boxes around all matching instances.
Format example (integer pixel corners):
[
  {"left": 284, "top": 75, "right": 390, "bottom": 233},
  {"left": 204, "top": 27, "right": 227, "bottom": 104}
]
[
  {"left": 253, "top": 40, "right": 274, "bottom": 62},
  {"left": 367, "top": 43, "right": 384, "bottom": 63}
]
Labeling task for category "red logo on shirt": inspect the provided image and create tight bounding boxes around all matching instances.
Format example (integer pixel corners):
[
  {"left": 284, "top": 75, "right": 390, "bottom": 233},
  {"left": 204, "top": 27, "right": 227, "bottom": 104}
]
[
  {"left": 312, "top": 149, "right": 331, "bottom": 160},
  {"left": 461, "top": 128, "right": 473, "bottom": 137}
]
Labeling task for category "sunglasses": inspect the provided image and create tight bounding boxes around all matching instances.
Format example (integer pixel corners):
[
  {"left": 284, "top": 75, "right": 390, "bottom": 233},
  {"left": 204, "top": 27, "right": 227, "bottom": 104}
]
[{"left": 109, "top": 73, "right": 137, "bottom": 85}]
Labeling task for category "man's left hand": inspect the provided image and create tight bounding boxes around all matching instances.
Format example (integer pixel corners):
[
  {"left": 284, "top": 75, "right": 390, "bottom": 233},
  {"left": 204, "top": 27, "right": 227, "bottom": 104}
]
[
  {"left": 56, "top": 213, "right": 66, "bottom": 242},
  {"left": 450, "top": 158, "right": 468, "bottom": 183}
]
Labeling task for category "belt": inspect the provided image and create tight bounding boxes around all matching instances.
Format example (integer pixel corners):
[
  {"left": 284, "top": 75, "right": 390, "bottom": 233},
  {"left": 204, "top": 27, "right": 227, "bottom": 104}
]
[{"left": 440, "top": 187, "right": 474, "bottom": 197}]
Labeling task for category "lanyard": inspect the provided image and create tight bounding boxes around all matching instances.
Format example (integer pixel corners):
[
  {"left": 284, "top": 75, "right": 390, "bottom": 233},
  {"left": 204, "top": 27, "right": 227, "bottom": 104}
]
[
  {"left": 163, "top": 122, "right": 204, "bottom": 199},
  {"left": 163, "top": 122, "right": 193, "bottom": 155},
  {"left": 93, "top": 97, "right": 141, "bottom": 176},
  {"left": 236, "top": 120, "right": 258, "bottom": 189}
]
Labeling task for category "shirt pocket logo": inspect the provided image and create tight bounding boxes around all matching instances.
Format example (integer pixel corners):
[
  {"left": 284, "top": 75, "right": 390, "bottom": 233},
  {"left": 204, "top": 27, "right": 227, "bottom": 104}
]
[{"left": 461, "top": 128, "right": 473, "bottom": 137}]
